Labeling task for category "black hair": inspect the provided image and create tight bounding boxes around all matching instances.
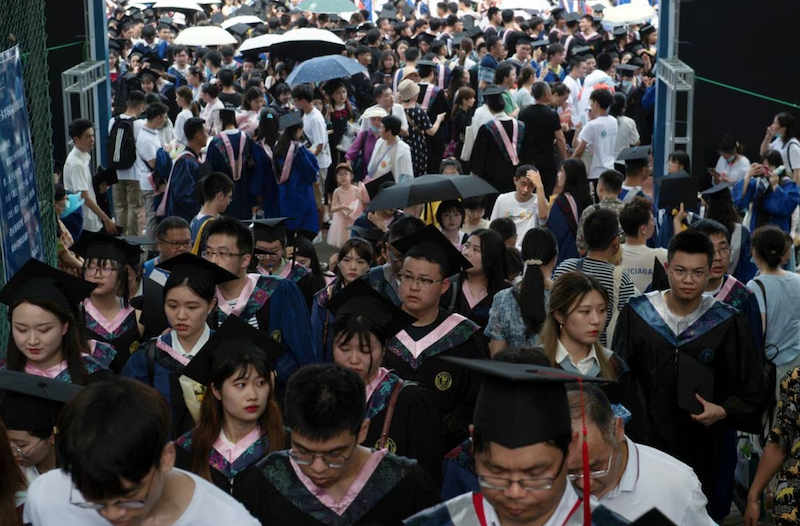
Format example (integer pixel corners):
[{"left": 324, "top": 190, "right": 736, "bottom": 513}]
[
  {"left": 598, "top": 169, "right": 623, "bottom": 193},
  {"left": 609, "top": 92, "right": 627, "bottom": 117},
  {"left": 718, "top": 134, "right": 745, "bottom": 155},
  {"left": 667, "top": 229, "right": 714, "bottom": 267},
  {"left": 204, "top": 216, "right": 255, "bottom": 256},
  {"left": 518, "top": 227, "right": 558, "bottom": 339},
  {"left": 293, "top": 236, "right": 327, "bottom": 292},
  {"left": 752, "top": 226, "right": 787, "bottom": 269},
  {"left": 462, "top": 195, "right": 487, "bottom": 210},
  {"left": 201, "top": 82, "right": 220, "bottom": 99},
  {"left": 439, "top": 158, "right": 463, "bottom": 173},
  {"left": 775, "top": 112, "right": 796, "bottom": 147},
  {"left": 382, "top": 115, "right": 402, "bottom": 136},
  {"left": 505, "top": 246, "right": 523, "bottom": 281},
  {"left": 220, "top": 108, "right": 237, "bottom": 128},
  {"left": 569, "top": 56, "right": 586, "bottom": 70},
  {"left": 560, "top": 158, "right": 591, "bottom": 215},
  {"left": 619, "top": 197, "right": 653, "bottom": 238},
  {"left": 547, "top": 43, "right": 565, "bottom": 59},
  {"left": 404, "top": 46, "right": 420, "bottom": 62},
  {"left": 373, "top": 83, "right": 391, "bottom": 100},
  {"left": 155, "top": 216, "right": 190, "bottom": 241},
  {"left": 256, "top": 108, "right": 281, "bottom": 146},
  {"left": 68, "top": 118, "right": 93, "bottom": 141},
  {"left": 435, "top": 199, "right": 465, "bottom": 228},
  {"left": 57, "top": 379, "right": 170, "bottom": 501},
  {"left": 518, "top": 66, "right": 536, "bottom": 87},
  {"left": 388, "top": 215, "right": 426, "bottom": 243},
  {"left": 217, "top": 68, "right": 234, "bottom": 87},
  {"left": 466, "top": 228, "right": 508, "bottom": 295},
  {"left": 184, "top": 117, "right": 206, "bottom": 143},
  {"left": 127, "top": 90, "right": 146, "bottom": 106},
  {"left": 595, "top": 52, "right": 613, "bottom": 71},
  {"left": 489, "top": 217, "right": 516, "bottom": 242},
  {"left": 762, "top": 149, "right": 783, "bottom": 169},
  {"left": 291, "top": 83, "right": 314, "bottom": 102},
  {"left": 141, "top": 25, "right": 156, "bottom": 39},
  {"left": 204, "top": 50, "right": 222, "bottom": 68},
  {"left": 668, "top": 150, "right": 691, "bottom": 173},
  {"left": 283, "top": 364, "right": 366, "bottom": 441},
  {"left": 589, "top": 88, "right": 613, "bottom": 110},
  {"left": 703, "top": 188, "right": 739, "bottom": 236},
  {"left": 529, "top": 81, "right": 548, "bottom": 101},
  {"left": 197, "top": 171, "right": 234, "bottom": 203},
  {"left": 493, "top": 63, "right": 514, "bottom": 85},
  {"left": 691, "top": 218, "right": 731, "bottom": 245},
  {"left": 583, "top": 208, "right": 619, "bottom": 251}
]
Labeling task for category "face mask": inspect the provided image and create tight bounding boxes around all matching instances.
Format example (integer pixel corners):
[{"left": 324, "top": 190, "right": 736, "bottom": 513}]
[
  {"left": 774, "top": 132, "right": 782, "bottom": 140},
  {"left": 370, "top": 125, "right": 380, "bottom": 133},
  {"left": 620, "top": 80, "right": 632, "bottom": 91},
  {"left": 727, "top": 155, "right": 736, "bottom": 163}
]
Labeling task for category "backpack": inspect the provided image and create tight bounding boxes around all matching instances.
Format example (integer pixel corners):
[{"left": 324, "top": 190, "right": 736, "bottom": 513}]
[
  {"left": 107, "top": 116, "right": 137, "bottom": 169},
  {"left": 152, "top": 148, "right": 173, "bottom": 188}
]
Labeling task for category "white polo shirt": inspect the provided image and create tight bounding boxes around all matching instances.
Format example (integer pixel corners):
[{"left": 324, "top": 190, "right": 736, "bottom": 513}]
[
  {"left": 135, "top": 125, "right": 162, "bottom": 191},
  {"left": 63, "top": 147, "right": 101, "bottom": 232}
]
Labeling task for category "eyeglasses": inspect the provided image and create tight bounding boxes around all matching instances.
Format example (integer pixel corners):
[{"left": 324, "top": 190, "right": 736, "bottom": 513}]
[
  {"left": 477, "top": 474, "right": 556, "bottom": 492},
  {"left": 201, "top": 250, "right": 244, "bottom": 260},
  {"left": 159, "top": 239, "right": 192, "bottom": 249},
  {"left": 11, "top": 438, "right": 43, "bottom": 459},
  {"left": 714, "top": 246, "right": 731, "bottom": 256},
  {"left": 84, "top": 266, "right": 117, "bottom": 277},
  {"left": 70, "top": 473, "right": 153, "bottom": 511},
  {"left": 289, "top": 449, "right": 351, "bottom": 469},
  {"left": 668, "top": 268, "right": 708, "bottom": 281},
  {"left": 567, "top": 451, "right": 614, "bottom": 481},
  {"left": 398, "top": 274, "right": 443, "bottom": 290}
]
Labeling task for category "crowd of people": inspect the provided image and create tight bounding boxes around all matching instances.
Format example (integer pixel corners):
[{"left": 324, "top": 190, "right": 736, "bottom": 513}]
[{"left": 6, "top": 0, "right": 800, "bottom": 525}]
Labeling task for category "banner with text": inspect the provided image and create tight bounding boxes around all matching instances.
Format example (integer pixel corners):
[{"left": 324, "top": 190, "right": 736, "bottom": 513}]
[{"left": 0, "top": 46, "right": 44, "bottom": 281}]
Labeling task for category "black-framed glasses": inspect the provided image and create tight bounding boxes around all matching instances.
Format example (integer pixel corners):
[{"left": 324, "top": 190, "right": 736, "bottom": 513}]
[
  {"left": 477, "top": 456, "right": 566, "bottom": 492},
  {"left": 83, "top": 266, "right": 117, "bottom": 277},
  {"left": 69, "top": 473, "right": 153, "bottom": 511},
  {"left": 567, "top": 450, "right": 614, "bottom": 481},
  {"left": 668, "top": 267, "right": 708, "bottom": 281},
  {"left": 397, "top": 274, "right": 443, "bottom": 290},
  {"left": 201, "top": 250, "right": 244, "bottom": 260},
  {"left": 289, "top": 448, "right": 352, "bottom": 469},
  {"left": 158, "top": 239, "right": 192, "bottom": 249}
]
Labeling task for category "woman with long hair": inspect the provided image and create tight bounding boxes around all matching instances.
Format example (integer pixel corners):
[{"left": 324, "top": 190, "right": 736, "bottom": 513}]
[
  {"left": 187, "top": 66, "right": 205, "bottom": 102},
  {"left": 486, "top": 227, "right": 558, "bottom": 355},
  {"left": 0, "top": 258, "right": 115, "bottom": 384},
  {"left": 72, "top": 234, "right": 142, "bottom": 374},
  {"left": 174, "top": 315, "right": 285, "bottom": 511},
  {"left": 448, "top": 228, "right": 510, "bottom": 333},
  {"left": 311, "top": 238, "right": 374, "bottom": 361},
  {"left": 609, "top": 92, "right": 640, "bottom": 157},
  {"left": 174, "top": 85, "right": 200, "bottom": 145},
  {"left": 711, "top": 134, "right": 750, "bottom": 184},
  {"left": 122, "top": 253, "right": 238, "bottom": 438},
  {"left": 252, "top": 107, "right": 281, "bottom": 219},
  {"left": 289, "top": 235, "right": 334, "bottom": 292},
  {"left": 371, "top": 50, "right": 399, "bottom": 86},
  {"left": 450, "top": 86, "right": 475, "bottom": 161},
  {"left": 273, "top": 111, "right": 320, "bottom": 234},
  {"left": 512, "top": 66, "right": 536, "bottom": 109},
  {"left": 761, "top": 111, "right": 800, "bottom": 183},
  {"left": 546, "top": 158, "right": 591, "bottom": 264},
  {"left": 200, "top": 82, "right": 225, "bottom": 135},
  {"left": 734, "top": 149, "right": 800, "bottom": 233},
  {"left": 0, "top": 418, "right": 25, "bottom": 525},
  {"left": 327, "top": 279, "right": 443, "bottom": 483},
  {"left": 237, "top": 87, "right": 266, "bottom": 137}
]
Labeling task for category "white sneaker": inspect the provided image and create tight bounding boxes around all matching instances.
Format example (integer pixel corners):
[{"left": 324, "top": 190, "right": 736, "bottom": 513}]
[{"left": 313, "top": 232, "right": 323, "bottom": 245}]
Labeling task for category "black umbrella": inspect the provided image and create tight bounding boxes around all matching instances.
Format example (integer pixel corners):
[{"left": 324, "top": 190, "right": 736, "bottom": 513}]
[{"left": 366, "top": 174, "right": 499, "bottom": 212}]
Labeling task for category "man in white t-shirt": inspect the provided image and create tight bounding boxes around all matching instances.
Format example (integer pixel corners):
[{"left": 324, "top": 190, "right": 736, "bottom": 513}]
[
  {"left": 573, "top": 88, "right": 618, "bottom": 181},
  {"left": 24, "top": 379, "right": 260, "bottom": 526},
  {"left": 563, "top": 56, "right": 586, "bottom": 127},
  {"left": 361, "top": 84, "right": 409, "bottom": 136},
  {"left": 135, "top": 102, "right": 169, "bottom": 240},
  {"left": 489, "top": 166, "right": 550, "bottom": 247},
  {"left": 108, "top": 90, "right": 146, "bottom": 236},
  {"left": 293, "top": 84, "right": 331, "bottom": 232},
  {"left": 64, "top": 118, "right": 116, "bottom": 235},
  {"left": 620, "top": 197, "right": 667, "bottom": 293}
]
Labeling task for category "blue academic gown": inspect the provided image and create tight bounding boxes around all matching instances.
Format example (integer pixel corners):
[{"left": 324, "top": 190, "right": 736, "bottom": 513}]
[
  {"left": 166, "top": 149, "right": 202, "bottom": 222},
  {"left": 546, "top": 196, "right": 580, "bottom": 265},
  {"left": 250, "top": 141, "right": 281, "bottom": 219},
  {"left": 275, "top": 144, "right": 320, "bottom": 234},
  {"left": 207, "top": 130, "right": 258, "bottom": 221},
  {"left": 732, "top": 176, "right": 800, "bottom": 233}
]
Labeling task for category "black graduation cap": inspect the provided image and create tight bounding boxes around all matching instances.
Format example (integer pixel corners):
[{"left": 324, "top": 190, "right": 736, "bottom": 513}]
[
  {"left": 612, "top": 26, "right": 628, "bottom": 38},
  {"left": 109, "top": 38, "right": 129, "bottom": 53},
  {"left": 158, "top": 16, "right": 174, "bottom": 27},
  {"left": 701, "top": 181, "right": 733, "bottom": 198},
  {"left": 616, "top": 64, "right": 640, "bottom": 78},
  {"left": 571, "top": 45, "right": 593, "bottom": 56},
  {"left": 414, "top": 32, "right": 435, "bottom": 46},
  {"left": 651, "top": 255, "right": 669, "bottom": 292},
  {"left": 466, "top": 26, "right": 484, "bottom": 39},
  {"left": 657, "top": 172, "right": 699, "bottom": 212},
  {"left": 563, "top": 12, "right": 581, "bottom": 23},
  {"left": 391, "top": 224, "right": 472, "bottom": 277},
  {"left": 143, "top": 7, "right": 155, "bottom": 17},
  {"left": 326, "top": 279, "right": 417, "bottom": 340},
  {"left": 443, "top": 358, "right": 607, "bottom": 449},
  {"left": 348, "top": 225, "right": 384, "bottom": 243},
  {"left": 278, "top": 110, "right": 303, "bottom": 131},
  {"left": 130, "top": 276, "right": 170, "bottom": 339},
  {"left": 0, "top": 258, "right": 97, "bottom": 311},
  {"left": 616, "top": 144, "right": 651, "bottom": 165},
  {"left": 0, "top": 369, "right": 83, "bottom": 432},
  {"left": 451, "top": 33, "right": 468, "bottom": 47},
  {"left": 364, "top": 173, "right": 395, "bottom": 200},
  {"left": 227, "top": 23, "right": 252, "bottom": 37},
  {"left": 236, "top": 5, "right": 257, "bottom": 16},
  {"left": 379, "top": 5, "right": 397, "bottom": 18},
  {"left": 210, "top": 12, "right": 227, "bottom": 25},
  {"left": 630, "top": 509, "right": 676, "bottom": 526},
  {"left": 250, "top": 217, "right": 290, "bottom": 243},
  {"left": 482, "top": 84, "right": 507, "bottom": 97},
  {"left": 157, "top": 252, "right": 238, "bottom": 291},
  {"left": 398, "top": 2, "right": 414, "bottom": 17},
  {"left": 118, "top": 235, "right": 159, "bottom": 249},
  {"left": 640, "top": 23, "right": 656, "bottom": 35},
  {"left": 531, "top": 38, "right": 550, "bottom": 49},
  {"left": 181, "top": 315, "right": 285, "bottom": 385},
  {"left": 416, "top": 59, "right": 436, "bottom": 67},
  {"left": 71, "top": 232, "right": 143, "bottom": 266},
  {"left": 590, "top": 3, "right": 605, "bottom": 12},
  {"left": 551, "top": 7, "right": 565, "bottom": 19}
]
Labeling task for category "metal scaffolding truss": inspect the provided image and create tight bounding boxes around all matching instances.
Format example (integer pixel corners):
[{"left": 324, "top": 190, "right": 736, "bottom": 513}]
[
  {"left": 657, "top": 56, "right": 695, "bottom": 159},
  {"left": 61, "top": 61, "right": 107, "bottom": 173}
]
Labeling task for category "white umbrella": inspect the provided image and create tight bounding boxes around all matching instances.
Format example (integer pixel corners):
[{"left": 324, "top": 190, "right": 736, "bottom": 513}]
[
  {"left": 295, "top": 0, "right": 358, "bottom": 15},
  {"left": 151, "top": 0, "right": 206, "bottom": 12},
  {"left": 500, "top": 0, "right": 552, "bottom": 11},
  {"left": 237, "top": 33, "right": 282, "bottom": 54},
  {"left": 221, "top": 15, "right": 263, "bottom": 29},
  {"left": 127, "top": 3, "right": 149, "bottom": 13},
  {"left": 174, "top": 26, "right": 238, "bottom": 46},
  {"left": 194, "top": 0, "right": 221, "bottom": 3},
  {"left": 601, "top": 3, "right": 657, "bottom": 27}
]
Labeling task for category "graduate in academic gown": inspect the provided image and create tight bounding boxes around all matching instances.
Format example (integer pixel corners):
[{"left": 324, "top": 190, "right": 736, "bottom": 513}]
[
  {"left": 0, "top": 259, "right": 115, "bottom": 384},
  {"left": 202, "top": 217, "right": 318, "bottom": 386},
  {"left": 611, "top": 230, "right": 768, "bottom": 521},
  {"left": 404, "top": 359, "right": 628, "bottom": 526},
  {"left": 383, "top": 225, "right": 485, "bottom": 450},
  {"left": 206, "top": 109, "right": 259, "bottom": 221},
  {"left": 242, "top": 364, "right": 441, "bottom": 526},
  {"left": 163, "top": 117, "right": 207, "bottom": 223},
  {"left": 122, "top": 253, "right": 239, "bottom": 439},
  {"left": 250, "top": 108, "right": 281, "bottom": 220},
  {"left": 327, "top": 280, "right": 444, "bottom": 485},
  {"left": 249, "top": 218, "right": 321, "bottom": 312},
  {"left": 71, "top": 233, "right": 143, "bottom": 374},
  {"left": 416, "top": 60, "right": 451, "bottom": 174},
  {"left": 174, "top": 315, "right": 286, "bottom": 511}
]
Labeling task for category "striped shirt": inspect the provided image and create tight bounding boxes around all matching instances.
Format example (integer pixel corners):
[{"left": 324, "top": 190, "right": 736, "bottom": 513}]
[{"left": 554, "top": 257, "right": 638, "bottom": 347}]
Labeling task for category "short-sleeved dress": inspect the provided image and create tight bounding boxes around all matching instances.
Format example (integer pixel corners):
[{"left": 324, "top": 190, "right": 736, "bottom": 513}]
[
  {"left": 484, "top": 287, "right": 550, "bottom": 348},
  {"left": 404, "top": 105, "right": 432, "bottom": 177},
  {"left": 766, "top": 367, "right": 800, "bottom": 525}
]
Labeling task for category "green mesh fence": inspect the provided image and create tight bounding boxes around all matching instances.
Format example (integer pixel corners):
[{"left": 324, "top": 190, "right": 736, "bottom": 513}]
[{"left": 0, "top": 0, "right": 59, "bottom": 356}]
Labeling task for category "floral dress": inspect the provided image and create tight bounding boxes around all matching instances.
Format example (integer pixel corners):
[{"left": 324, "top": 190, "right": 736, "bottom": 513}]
[
  {"left": 404, "top": 105, "right": 432, "bottom": 177},
  {"left": 767, "top": 367, "right": 800, "bottom": 525}
]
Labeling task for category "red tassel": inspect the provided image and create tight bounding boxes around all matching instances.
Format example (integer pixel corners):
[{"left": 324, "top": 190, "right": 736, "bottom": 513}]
[{"left": 580, "top": 379, "right": 591, "bottom": 526}]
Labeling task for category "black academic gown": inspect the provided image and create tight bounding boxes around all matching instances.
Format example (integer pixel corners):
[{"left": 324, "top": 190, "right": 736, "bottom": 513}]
[
  {"left": 383, "top": 310, "right": 484, "bottom": 450},
  {"left": 470, "top": 119, "right": 523, "bottom": 214},
  {"left": 242, "top": 451, "right": 441, "bottom": 526},
  {"left": 612, "top": 294, "right": 768, "bottom": 512},
  {"left": 363, "top": 371, "right": 444, "bottom": 486},
  {"left": 417, "top": 84, "right": 450, "bottom": 174}
]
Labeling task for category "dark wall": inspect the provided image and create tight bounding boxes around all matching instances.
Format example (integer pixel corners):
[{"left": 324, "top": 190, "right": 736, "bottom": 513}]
[
  {"left": 45, "top": 0, "right": 88, "bottom": 172},
  {"left": 677, "top": 0, "right": 799, "bottom": 176}
]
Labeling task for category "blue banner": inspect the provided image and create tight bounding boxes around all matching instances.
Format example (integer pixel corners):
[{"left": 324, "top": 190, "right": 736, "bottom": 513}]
[{"left": 0, "top": 46, "right": 44, "bottom": 281}]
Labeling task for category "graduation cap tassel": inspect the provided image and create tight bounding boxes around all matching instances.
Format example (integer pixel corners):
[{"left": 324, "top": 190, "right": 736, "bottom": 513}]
[
  {"left": 579, "top": 377, "right": 591, "bottom": 526},
  {"left": 38, "top": 382, "right": 59, "bottom": 436}
]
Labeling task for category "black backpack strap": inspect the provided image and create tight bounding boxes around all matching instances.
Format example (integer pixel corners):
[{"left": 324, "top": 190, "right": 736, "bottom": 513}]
[{"left": 146, "top": 338, "right": 157, "bottom": 387}]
